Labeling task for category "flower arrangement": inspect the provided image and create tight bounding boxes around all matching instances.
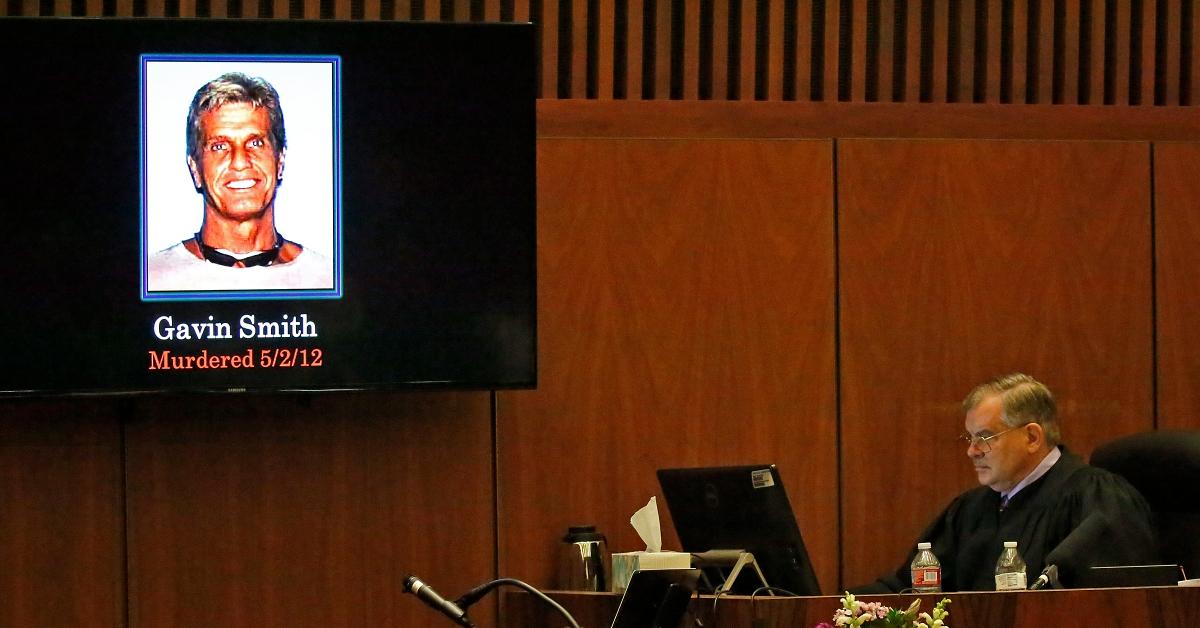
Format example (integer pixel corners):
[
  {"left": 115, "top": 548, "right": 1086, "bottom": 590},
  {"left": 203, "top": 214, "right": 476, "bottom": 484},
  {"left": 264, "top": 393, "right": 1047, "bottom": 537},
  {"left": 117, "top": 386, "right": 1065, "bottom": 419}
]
[{"left": 814, "top": 592, "right": 950, "bottom": 628}]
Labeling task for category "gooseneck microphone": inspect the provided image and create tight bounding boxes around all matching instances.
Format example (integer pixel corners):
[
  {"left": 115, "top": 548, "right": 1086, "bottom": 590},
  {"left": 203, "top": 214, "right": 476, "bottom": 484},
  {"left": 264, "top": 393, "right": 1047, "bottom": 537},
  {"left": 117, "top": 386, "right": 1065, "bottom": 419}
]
[
  {"left": 1028, "top": 564, "right": 1059, "bottom": 590},
  {"left": 1030, "top": 512, "right": 1112, "bottom": 589},
  {"left": 403, "top": 575, "right": 475, "bottom": 627}
]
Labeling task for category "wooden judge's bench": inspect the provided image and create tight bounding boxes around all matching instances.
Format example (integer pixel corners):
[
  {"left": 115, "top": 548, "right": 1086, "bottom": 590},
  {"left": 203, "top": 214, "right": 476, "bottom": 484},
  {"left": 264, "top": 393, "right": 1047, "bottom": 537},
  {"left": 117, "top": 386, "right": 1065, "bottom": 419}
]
[{"left": 503, "top": 586, "right": 1200, "bottom": 627}]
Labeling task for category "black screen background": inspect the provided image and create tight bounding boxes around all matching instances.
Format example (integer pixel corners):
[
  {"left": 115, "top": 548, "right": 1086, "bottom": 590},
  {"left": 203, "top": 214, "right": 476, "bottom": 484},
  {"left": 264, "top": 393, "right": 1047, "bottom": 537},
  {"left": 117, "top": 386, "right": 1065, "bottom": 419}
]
[{"left": 0, "top": 18, "right": 536, "bottom": 394}]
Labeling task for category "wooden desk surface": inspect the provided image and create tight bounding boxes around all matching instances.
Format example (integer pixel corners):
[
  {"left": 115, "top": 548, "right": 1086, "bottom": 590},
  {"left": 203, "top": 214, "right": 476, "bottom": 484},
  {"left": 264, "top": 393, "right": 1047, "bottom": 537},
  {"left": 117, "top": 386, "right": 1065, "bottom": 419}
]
[{"left": 502, "top": 586, "right": 1200, "bottom": 627}]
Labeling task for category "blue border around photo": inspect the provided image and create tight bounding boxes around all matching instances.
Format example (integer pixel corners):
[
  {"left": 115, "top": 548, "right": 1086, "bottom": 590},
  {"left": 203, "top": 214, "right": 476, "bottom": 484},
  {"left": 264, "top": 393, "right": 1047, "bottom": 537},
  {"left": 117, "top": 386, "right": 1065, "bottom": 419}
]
[{"left": 139, "top": 53, "right": 343, "bottom": 302}]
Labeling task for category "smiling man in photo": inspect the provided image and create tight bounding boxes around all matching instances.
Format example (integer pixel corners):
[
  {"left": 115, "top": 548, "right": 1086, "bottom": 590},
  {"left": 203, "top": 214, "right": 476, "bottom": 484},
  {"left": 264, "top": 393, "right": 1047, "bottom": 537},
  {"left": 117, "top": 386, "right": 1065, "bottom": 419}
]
[{"left": 148, "top": 72, "right": 331, "bottom": 292}]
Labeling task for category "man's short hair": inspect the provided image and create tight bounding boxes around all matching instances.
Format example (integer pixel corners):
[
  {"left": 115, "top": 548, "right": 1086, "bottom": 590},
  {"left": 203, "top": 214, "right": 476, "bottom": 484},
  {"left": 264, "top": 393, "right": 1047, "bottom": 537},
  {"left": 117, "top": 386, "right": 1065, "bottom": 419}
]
[
  {"left": 962, "top": 373, "right": 1060, "bottom": 446},
  {"left": 186, "top": 72, "right": 286, "bottom": 163}
]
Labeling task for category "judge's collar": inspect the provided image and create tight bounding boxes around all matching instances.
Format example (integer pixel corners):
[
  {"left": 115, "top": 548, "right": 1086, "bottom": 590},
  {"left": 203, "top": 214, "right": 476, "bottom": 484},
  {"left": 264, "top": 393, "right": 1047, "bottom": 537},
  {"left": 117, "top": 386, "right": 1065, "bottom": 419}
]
[{"left": 1000, "top": 445, "right": 1062, "bottom": 504}]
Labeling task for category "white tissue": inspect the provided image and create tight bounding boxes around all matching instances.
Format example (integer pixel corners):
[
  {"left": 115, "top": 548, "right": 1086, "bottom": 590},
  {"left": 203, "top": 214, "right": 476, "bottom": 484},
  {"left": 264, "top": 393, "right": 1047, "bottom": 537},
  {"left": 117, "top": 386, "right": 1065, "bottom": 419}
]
[{"left": 630, "top": 496, "right": 663, "bottom": 552}]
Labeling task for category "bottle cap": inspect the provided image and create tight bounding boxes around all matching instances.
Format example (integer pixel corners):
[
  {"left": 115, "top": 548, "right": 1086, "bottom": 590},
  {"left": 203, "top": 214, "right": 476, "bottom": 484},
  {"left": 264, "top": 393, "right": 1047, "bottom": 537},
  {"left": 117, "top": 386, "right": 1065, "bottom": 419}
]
[
  {"left": 917, "top": 542, "right": 932, "bottom": 550},
  {"left": 1004, "top": 541, "right": 1017, "bottom": 548}
]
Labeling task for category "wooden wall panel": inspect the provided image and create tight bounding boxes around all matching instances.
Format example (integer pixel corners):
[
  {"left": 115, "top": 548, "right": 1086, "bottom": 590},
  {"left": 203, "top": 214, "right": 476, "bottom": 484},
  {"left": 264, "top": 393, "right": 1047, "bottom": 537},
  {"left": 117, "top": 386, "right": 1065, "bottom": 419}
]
[
  {"left": 1115, "top": 0, "right": 1132, "bottom": 104},
  {"left": 766, "top": 0, "right": 784, "bottom": 100},
  {"left": 0, "top": 401, "right": 125, "bottom": 628},
  {"left": 711, "top": 0, "right": 729, "bottom": 99},
  {"left": 1152, "top": 142, "right": 1200, "bottom": 430},
  {"left": 629, "top": 0, "right": 646, "bottom": 99},
  {"left": 1034, "top": 0, "right": 1053, "bottom": 102},
  {"left": 931, "top": 0, "right": 950, "bottom": 102},
  {"left": 682, "top": 0, "right": 700, "bottom": 100},
  {"left": 1137, "top": 0, "right": 1156, "bottom": 104},
  {"left": 597, "top": 0, "right": 615, "bottom": 98},
  {"left": 1012, "top": 0, "right": 1030, "bottom": 103},
  {"left": 1162, "top": 0, "right": 1181, "bottom": 105},
  {"left": 536, "top": 100, "right": 1200, "bottom": 141},
  {"left": 739, "top": 0, "right": 756, "bottom": 99},
  {"left": 851, "top": 0, "right": 868, "bottom": 102},
  {"left": 1063, "top": 0, "right": 1081, "bottom": 104},
  {"left": 1086, "top": 0, "right": 1105, "bottom": 105},
  {"left": 572, "top": 0, "right": 588, "bottom": 97},
  {"left": 1192, "top": 4, "right": 1200, "bottom": 104},
  {"left": 823, "top": 0, "right": 842, "bottom": 100},
  {"left": 837, "top": 139, "right": 1153, "bottom": 587},
  {"left": 878, "top": 0, "right": 896, "bottom": 102},
  {"left": 506, "top": 586, "right": 1200, "bottom": 627},
  {"left": 956, "top": 0, "right": 976, "bottom": 103},
  {"left": 984, "top": 0, "right": 1001, "bottom": 102},
  {"left": 125, "top": 392, "right": 496, "bottom": 628},
  {"left": 499, "top": 138, "right": 838, "bottom": 592}
]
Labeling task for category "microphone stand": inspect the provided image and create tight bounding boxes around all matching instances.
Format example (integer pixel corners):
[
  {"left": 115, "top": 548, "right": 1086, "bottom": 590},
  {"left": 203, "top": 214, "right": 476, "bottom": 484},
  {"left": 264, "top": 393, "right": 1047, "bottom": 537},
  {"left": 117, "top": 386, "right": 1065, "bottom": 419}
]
[{"left": 454, "top": 578, "right": 581, "bottom": 628}]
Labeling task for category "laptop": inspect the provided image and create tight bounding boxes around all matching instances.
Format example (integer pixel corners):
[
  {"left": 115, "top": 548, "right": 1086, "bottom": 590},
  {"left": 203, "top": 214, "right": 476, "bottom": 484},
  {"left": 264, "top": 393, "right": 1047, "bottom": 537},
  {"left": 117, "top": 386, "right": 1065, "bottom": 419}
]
[
  {"left": 657, "top": 464, "right": 821, "bottom": 596},
  {"left": 610, "top": 568, "right": 700, "bottom": 628}
]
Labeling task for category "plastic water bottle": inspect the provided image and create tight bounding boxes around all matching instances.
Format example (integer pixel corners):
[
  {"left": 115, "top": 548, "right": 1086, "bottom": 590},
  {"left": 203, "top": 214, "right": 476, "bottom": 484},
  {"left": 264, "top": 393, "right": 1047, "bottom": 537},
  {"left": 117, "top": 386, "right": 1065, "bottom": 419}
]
[
  {"left": 910, "top": 542, "right": 942, "bottom": 593},
  {"left": 994, "top": 541, "right": 1028, "bottom": 590}
]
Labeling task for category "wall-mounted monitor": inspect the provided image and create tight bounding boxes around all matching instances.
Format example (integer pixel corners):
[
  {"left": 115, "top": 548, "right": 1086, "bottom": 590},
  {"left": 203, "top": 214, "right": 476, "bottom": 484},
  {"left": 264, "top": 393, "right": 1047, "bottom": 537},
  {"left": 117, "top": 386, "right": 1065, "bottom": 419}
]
[{"left": 0, "top": 17, "right": 536, "bottom": 395}]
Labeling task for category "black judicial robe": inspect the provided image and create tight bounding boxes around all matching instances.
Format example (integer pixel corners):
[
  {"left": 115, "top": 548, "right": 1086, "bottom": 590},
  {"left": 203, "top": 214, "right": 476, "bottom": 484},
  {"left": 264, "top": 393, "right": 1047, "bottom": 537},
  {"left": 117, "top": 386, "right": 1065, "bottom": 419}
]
[{"left": 856, "top": 447, "right": 1158, "bottom": 592}]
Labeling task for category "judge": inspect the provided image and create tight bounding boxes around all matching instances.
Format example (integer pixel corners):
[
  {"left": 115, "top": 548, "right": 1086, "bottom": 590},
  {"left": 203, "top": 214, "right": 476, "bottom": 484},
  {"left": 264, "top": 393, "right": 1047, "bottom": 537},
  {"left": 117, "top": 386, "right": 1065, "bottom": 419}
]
[{"left": 855, "top": 373, "right": 1157, "bottom": 592}]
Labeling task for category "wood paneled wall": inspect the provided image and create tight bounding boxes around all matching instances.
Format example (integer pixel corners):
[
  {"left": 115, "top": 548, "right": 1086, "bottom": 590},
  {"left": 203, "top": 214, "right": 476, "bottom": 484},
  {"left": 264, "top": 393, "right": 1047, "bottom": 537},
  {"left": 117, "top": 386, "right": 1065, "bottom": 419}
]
[
  {"left": 123, "top": 392, "right": 497, "bottom": 627},
  {"left": 0, "top": 401, "right": 125, "bottom": 627},
  {"left": 1153, "top": 142, "right": 1200, "bottom": 430},
  {"left": 511, "top": 128, "right": 1182, "bottom": 594},
  {"left": 499, "top": 138, "right": 838, "bottom": 590},
  {"left": 0, "top": 392, "right": 497, "bottom": 628},
  {"left": 8, "top": 1, "right": 1200, "bottom": 105},
  {"left": 837, "top": 139, "right": 1153, "bottom": 586}
]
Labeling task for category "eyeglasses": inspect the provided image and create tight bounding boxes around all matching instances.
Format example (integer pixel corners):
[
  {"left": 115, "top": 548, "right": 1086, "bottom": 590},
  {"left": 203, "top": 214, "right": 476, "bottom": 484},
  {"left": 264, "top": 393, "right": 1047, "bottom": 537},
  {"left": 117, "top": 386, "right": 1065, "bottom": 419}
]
[{"left": 959, "top": 425, "right": 1023, "bottom": 453}]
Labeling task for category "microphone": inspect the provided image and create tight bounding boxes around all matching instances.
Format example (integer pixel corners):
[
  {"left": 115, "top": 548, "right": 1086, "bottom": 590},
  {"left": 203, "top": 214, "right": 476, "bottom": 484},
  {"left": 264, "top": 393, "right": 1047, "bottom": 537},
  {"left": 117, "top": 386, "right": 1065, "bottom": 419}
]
[
  {"left": 1028, "top": 564, "right": 1059, "bottom": 590},
  {"left": 403, "top": 575, "right": 475, "bottom": 627},
  {"left": 453, "top": 580, "right": 496, "bottom": 610},
  {"left": 1036, "top": 512, "right": 1112, "bottom": 588}
]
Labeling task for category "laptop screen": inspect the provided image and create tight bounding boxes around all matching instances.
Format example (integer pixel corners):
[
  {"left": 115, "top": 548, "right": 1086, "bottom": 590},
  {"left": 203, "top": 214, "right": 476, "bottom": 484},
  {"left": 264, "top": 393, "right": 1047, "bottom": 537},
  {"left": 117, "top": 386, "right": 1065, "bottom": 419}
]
[{"left": 657, "top": 464, "right": 821, "bottom": 596}]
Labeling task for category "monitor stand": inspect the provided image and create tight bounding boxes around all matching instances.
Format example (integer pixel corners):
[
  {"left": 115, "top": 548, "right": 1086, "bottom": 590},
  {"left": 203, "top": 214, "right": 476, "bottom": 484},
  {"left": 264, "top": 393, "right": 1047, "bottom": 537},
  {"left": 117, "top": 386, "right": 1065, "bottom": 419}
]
[{"left": 691, "top": 550, "right": 772, "bottom": 595}]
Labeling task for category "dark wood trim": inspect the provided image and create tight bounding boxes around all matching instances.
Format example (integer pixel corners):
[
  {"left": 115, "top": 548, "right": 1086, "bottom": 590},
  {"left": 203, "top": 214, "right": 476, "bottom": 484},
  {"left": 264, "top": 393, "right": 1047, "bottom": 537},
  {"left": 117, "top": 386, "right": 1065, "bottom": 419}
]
[{"left": 538, "top": 99, "right": 1200, "bottom": 139}]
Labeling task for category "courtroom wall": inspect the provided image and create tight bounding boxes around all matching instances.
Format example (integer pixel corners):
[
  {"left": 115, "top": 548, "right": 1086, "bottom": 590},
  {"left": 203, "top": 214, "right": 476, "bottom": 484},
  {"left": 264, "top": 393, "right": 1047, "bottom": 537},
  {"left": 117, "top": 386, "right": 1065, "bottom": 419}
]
[
  {"left": 1, "top": 393, "right": 498, "bottom": 628},
  {"left": 513, "top": 130, "right": 1186, "bottom": 593},
  {"left": 4, "top": 5, "right": 1200, "bottom": 626}
]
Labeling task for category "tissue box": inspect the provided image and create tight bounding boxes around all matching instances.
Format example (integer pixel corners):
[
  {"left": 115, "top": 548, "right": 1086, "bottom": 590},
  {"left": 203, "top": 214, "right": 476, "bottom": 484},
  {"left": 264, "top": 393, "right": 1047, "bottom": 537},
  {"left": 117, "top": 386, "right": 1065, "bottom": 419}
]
[{"left": 610, "top": 551, "right": 692, "bottom": 593}]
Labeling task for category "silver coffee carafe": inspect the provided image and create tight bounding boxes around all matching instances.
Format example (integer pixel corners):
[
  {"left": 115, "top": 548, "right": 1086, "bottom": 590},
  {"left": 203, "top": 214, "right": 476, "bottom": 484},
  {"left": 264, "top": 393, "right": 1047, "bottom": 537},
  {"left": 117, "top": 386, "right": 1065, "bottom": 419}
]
[{"left": 558, "top": 525, "right": 609, "bottom": 591}]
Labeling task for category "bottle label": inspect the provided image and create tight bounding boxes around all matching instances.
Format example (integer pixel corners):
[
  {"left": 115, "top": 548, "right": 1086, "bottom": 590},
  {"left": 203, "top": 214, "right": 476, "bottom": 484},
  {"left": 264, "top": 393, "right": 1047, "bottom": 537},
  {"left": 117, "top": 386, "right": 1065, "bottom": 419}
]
[
  {"left": 912, "top": 567, "right": 941, "bottom": 587},
  {"left": 995, "top": 572, "right": 1027, "bottom": 590}
]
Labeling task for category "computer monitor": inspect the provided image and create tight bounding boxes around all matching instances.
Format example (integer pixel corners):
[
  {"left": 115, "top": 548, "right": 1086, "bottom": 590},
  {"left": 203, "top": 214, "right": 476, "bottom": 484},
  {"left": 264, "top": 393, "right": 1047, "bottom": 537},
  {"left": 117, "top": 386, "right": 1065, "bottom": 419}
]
[{"left": 657, "top": 464, "right": 821, "bottom": 596}]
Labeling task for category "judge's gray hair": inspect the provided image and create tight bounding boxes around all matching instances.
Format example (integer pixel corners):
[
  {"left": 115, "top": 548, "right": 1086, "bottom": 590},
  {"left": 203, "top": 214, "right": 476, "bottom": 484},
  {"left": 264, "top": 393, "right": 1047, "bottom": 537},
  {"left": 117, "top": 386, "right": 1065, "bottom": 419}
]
[{"left": 962, "top": 373, "right": 1060, "bottom": 446}]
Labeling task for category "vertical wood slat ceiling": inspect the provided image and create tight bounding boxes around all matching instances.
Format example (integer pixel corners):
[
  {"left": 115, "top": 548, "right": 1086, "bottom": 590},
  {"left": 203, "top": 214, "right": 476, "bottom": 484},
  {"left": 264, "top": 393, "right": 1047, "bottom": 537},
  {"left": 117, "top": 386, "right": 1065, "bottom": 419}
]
[{"left": 5, "top": 0, "right": 1198, "bottom": 104}]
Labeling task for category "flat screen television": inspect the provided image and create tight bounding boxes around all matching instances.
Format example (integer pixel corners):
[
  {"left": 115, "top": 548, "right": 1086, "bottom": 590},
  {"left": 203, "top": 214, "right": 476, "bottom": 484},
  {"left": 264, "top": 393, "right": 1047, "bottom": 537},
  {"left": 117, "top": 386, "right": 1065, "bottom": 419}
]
[{"left": 0, "top": 17, "right": 536, "bottom": 396}]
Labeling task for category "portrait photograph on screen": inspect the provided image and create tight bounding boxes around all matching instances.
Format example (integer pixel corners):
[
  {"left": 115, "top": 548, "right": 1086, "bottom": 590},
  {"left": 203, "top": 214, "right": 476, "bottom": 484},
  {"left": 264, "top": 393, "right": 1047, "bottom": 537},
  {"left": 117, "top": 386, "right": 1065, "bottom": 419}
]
[{"left": 141, "top": 55, "right": 342, "bottom": 301}]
